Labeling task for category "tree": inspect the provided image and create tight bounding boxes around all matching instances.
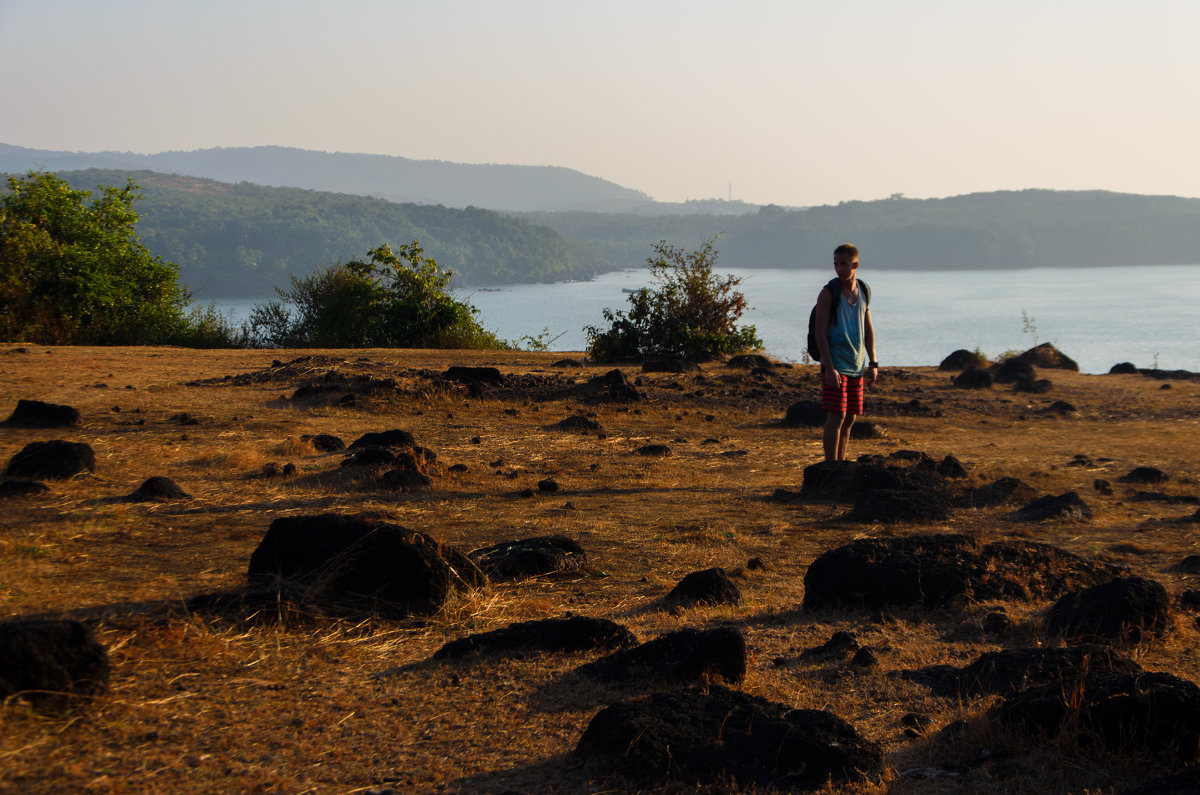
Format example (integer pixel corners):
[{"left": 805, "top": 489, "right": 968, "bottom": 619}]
[
  {"left": 246, "top": 242, "right": 507, "bottom": 349},
  {"left": 0, "top": 171, "right": 192, "bottom": 344},
  {"left": 585, "top": 236, "right": 762, "bottom": 361}
]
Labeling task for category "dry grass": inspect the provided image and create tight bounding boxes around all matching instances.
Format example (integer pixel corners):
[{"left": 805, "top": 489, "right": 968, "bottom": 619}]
[{"left": 2, "top": 344, "right": 1199, "bottom": 793}]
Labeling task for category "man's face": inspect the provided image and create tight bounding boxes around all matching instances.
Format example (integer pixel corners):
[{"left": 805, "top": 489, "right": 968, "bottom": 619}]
[{"left": 834, "top": 252, "right": 858, "bottom": 281}]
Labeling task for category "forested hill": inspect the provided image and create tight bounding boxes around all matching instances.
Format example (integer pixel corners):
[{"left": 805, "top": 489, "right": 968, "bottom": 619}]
[
  {"left": 53, "top": 170, "right": 608, "bottom": 296},
  {"left": 521, "top": 190, "right": 1200, "bottom": 271},
  {"left": 0, "top": 143, "right": 653, "bottom": 213}
]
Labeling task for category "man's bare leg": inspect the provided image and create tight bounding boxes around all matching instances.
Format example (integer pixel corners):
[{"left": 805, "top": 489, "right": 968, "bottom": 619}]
[
  {"left": 823, "top": 411, "right": 845, "bottom": 461},
  {"left": 836, "top": 414, "right": 856, "bottom": 461}
]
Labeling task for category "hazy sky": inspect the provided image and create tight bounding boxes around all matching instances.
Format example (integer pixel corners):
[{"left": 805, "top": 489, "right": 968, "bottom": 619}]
[{"left": 2, "top": 0, "right": 1197, "bottom": 206}]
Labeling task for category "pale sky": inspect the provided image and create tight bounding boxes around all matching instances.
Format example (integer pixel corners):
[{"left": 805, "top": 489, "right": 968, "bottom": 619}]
[{"left": 2, "top": 0, "right": 1197, "bottom": 207}]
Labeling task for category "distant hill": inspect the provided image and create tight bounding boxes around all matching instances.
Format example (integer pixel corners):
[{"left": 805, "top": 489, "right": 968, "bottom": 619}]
[
  {"left": 47, "top": 170, "right": 609, "bottom": 296},
  {"left": 0, "top": 143, "right": 671, "bottom": 213}
]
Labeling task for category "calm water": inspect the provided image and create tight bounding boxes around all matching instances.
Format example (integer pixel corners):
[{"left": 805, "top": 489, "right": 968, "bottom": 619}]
[{"left": 207, "top": 264, "right": 1200, "bottom": 374}]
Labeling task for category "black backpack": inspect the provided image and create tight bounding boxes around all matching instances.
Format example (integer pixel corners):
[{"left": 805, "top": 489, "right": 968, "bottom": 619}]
[{"left": 806, "top": 277, "right": 870, "bottom": 362}]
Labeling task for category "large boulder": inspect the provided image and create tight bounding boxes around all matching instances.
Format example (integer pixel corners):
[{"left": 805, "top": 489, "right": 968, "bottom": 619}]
[
  {"left": 994, "top": 671, "right": 1200, "bottom": 761},
  {"left": 804, "top": 535, "right": 1118, "bottom": 611},
  {"left": 5, "top": 440, "right": 95, "bottom": 479},
  {"left": 908, "top": 646, "right": 1142, "bottom": 697},
  {"left": 993, "top": 358, "right": 1037, "bottom": 384},
  {"left": 939, "top": 349, "right": 989, "bottom": 371},
  {"left": 247, "top": 514, "right": 485, "bottom": 616},
  {"left": 576, "top": 685, "right": 887, "bottom": 791},
  {"left": 1045, "top": 576, "right": 1171, "bottom": 644},
  {"left": 468, "top": 535, "right": 587, "bottom": 581},
  {"left": 1008, "top": 491, "right": 1092, "bottom": 521},
  {"left": 433, "top": 616, "right": 637, "bottom": 660},
  {"left": 783, "top": 400, "right": 825, "bottom": 428},
  {"left": 665, "top": 567, "right": 743, "bottom": 607},
  {"left": 4, "top": 399, "right": 81, "bottom": 428},
  {"left": 0, "top": 619, "right": 110, "bottom": 709}
]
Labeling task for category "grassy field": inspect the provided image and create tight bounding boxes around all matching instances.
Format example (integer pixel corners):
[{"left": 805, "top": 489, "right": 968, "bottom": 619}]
[{"left": 1, "top": 344, "right": 1198, "bottom": 794}]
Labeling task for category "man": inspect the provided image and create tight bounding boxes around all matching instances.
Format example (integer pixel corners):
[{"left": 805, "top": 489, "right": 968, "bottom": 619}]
[{"left": 813, "top": 243, "right": 878, "bottom": 462}]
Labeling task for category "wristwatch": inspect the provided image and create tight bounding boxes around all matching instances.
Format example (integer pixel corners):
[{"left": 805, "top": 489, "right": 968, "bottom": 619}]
[{"left": 868, "top": 361, "right": 879, "bottom": 368}]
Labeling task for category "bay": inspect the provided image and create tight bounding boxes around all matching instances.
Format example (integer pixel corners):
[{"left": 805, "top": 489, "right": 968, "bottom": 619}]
[{"left": 205, "top": 264, "right": 1200, "bottom": 374}]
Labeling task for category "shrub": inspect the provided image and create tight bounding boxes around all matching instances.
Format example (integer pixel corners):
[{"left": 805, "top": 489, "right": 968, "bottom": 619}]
[
  {"left": 245, "top": 242, "right": 508, "bottom": 349},
  {"left": 585, "top": 237, "right": 761, "bottom": 361}
]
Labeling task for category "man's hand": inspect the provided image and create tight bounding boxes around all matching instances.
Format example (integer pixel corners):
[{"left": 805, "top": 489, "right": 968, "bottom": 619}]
[
  {"left": 823, "top": 366, "right": 841, "bottom": 390},
  {"left": 865, "top": 364, "right": 879, "bottom": 389}
]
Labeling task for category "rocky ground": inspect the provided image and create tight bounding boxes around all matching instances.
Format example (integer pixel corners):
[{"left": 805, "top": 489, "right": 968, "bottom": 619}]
[{"left": 1, "top": 343, "right": 1199, "bottom": 794}]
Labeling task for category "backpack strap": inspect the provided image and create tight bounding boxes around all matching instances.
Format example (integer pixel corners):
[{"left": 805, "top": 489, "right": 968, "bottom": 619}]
[{"left": 825, "top": 278, "right": 869, "bottom": 328}]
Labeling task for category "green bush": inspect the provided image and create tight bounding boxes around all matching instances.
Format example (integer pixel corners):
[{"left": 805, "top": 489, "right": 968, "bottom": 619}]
[
  {"left": 0, "top": 171, "right": 198, "bottom": 344},
  {"left": 585, "top": 237, "right": 761, "bottom": 361},
  {"left": 246, "top": 242, "right": 508, "bottom": 349}
]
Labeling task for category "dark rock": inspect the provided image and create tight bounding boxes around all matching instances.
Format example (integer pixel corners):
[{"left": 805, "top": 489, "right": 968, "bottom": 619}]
[
  {"left": 1017, "top": 342, "right": 1079, "bottom": 371},
  {"left": 1177, "top": 555, "right": 1200, "bottom": 574},
  {"left": 939, "top": 349, "right": 989, "bottom": 371},
  {"left": 783, "top": 399, "right": 825, "bottom": 428},
  {"left": 126, "top": 476, "right": 190, "bottom": 501},
  {"left": 303, "top": 433, "right": 346, "bottom": 452},
  {"left": 247, "top": 514, "right": 484, "bottom": 616},
  {"left": 746, "top": 556, "right": 766, "bottom": 571},
  {"left": 1094, "top": 478, "right": 1113, "bottom": 494},
  {"left": 846, "top": 489, "right": 952, "bottom": 523},
  {"left": 550, "top": 415, "right": 603, "bottom": 433},
  {"left": 994, "top": 671, "right": 1200, "bottom": 760},
  {"left": 726, "top": 354, "right": 774, "bottom": 370},
  {"left": 937, "top": 455, "right": 968, "bottom": 478},
  {"left": 1008, "top": 491, "right": 1092, "bottom": 521},
  {"left": 4, "top": 399, "right": 81, "bottom": 428},
  {"left": 468, "top": 535, "right": 587, "bottom": 581},
  {"left": 901, "top": 712, "right": 933, "bottom": 734},
  {"left": 851, "top": 647, "right": 879, "bottom": 669},
  {"left": 576, "top": 627, "right": 747, "bottom": 686},
  {"left": 1109, "top": 362, "right": 1139, "bottom": 375},
  {"left": 5, "top": 440, "right": 95, "bottom": 479},
  {"left": 981, "top": 611, "right": 1011, "bottom": 634},
  {"left": 433, "top": 616, "right": 637, "bottom": 660},
  {"left": 0, "top": 619, "right": 110, "bottom": 709},
  {"left": 952, "top": 367, "right": 993, "bottom": 389},
  {"left": 168, "top": 411, "right": 200, "bottom": 425},
  {"left": 380, "top": 468, "right": 433, "bottom": 491},
  {"left": 642, "top": 359, "right": 696, "bottom": 373},
  {"left": 576, "top": 685, "right": 887, "bottom": 791},
  {"left": 798, "top": 460, "right": 862, "bottom": 502},
  {"left": 341, "top": 446, "right": 400, "bottom": 468},
  {"left": 1180, "top": 590, "right": 1200, "bottom": 609},
  {"left": 1044, "top": 399, "right": 1077, "bottom": 414},
  {"left": 1119, "top": 466, "right": 1168, "bottom": 484},
  {"left": 1045, "top": 576, "right": 1171, "bottom": 644},
  {"left": 849, "top": 420, "right": 887, "bottom": 439},
  {"left": 804, "top": 535, "right": 1118, "bottom": 611},
  {"left": 666, "top": 567, "right": 742, "bottom": 607},
  {"left": 993, "top": 358, "right": 1036, "bottom": 384},
  {"left": 954, "top": 646, "right": 1141, "bottom": 696},
  {"left": 768, "top": 488, "right": 804, "bottom": 504},
  {"left": 635, "top": 444, "right": 671, "bottom": 457},
  {"left": 552, "top": 358, "right": 584, "bottom": 368},
  {"left": 0, "top": 479, "right": 49, "bottom": 499},
  {"left": 348, "top": 429, "right": 416, "bottom": 450},
  {"left": 800, "top": 631, "right": 859, "bottom": 661},
  {"left": 1014, "top": 378, "right": 1052, "bottom": 394},
  {"left": 444, "top": 365, "right": 503, "bottom": 385},
  {"left": 536, "top": 478, "right": 559, "bottom": 492},
  {"left": 955, "top": 477, "right": 1039, "bottom": 508},
  {"left": 1129, "top": 491, "right": 1199, "bottom": 505}
]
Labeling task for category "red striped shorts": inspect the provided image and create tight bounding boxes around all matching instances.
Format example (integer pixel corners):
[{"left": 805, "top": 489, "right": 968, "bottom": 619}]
[{"left": 821, "top": 369, "right": 864, "bottom": 415}]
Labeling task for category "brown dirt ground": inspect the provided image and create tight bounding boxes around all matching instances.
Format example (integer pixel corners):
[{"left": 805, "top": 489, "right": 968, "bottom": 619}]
[{"left": 1, "top": 344, "right": 1199, "bottom": 794}]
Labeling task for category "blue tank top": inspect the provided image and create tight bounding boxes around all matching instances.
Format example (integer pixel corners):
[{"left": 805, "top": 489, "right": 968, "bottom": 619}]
[{"left": 826, "top": 285, "right": 867, "bottom": 377}]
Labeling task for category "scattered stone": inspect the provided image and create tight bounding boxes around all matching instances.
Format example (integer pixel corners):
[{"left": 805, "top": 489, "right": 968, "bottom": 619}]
[
  {"left": 550, "top": 415, "right": 603, "bottom": 434},
  {"left": 635, "top": 444, "right": 671, "bottom": 457},
  {"left": 468, "top": 535, "right": 587, "bottom": 581},
  {"left": 851, "top": 647, "right": 879, "bottom": 669},
  {"left": 433, "top": 616, "right": 637, "bottom": 660},
  {"left": 804, "top": 534, "right": 1119, "bottom": 611},
  {"left": 5, "top": 440, "right": 95, "bottom": 479},
  {"left": 800, "top": 631, "right": 860, "bottom": 661},
  {"left": 536, "top": 478, "right": 559, "bottom": 492},
  {"left": 380, "top": 468, "right": 433, "bottom": 491},
  {"left": 576, "top": 685, "right": 887, "bottom": 791},
  {"left": 1119, "top": 466, "right": 1168, "bottom": 484},
  {"left": 1044, "top": 399, "right": 1077, "bottom": 414},
  {"left": 1017, "top": 342, "right": 1079, "bottom": 371},
  {"left": 348, "top": 429, "right": 416, "bottom": 450},
  {"left": 958, "top": 647, "right": 1140, "bottom": 696},
  {"left": 783, "top": 399, "right": 825, "bottom": 427},
  {"left": 281, "top": 462, "right": 297, "bottom": 476},
  {"left": 126, "top": 476, "right": 190, "bottom": 501},
  {"left": 746, "top": 556, "right": 766, "bottom": 571},
  {"left": 1045, "top": 576, "right": 1171, "bottom": 644},
  {"left": 901, "top": 712, "right": 933, "bottom": 736},
  {"left": 849, "top": 420, "right": 887, "bottom": 439},
  {"left": 1014, "top": 378, "right": 1052, "bottom": 394},
  {"left": 952, "top": 368, "right": 993, "bottom": 389},
  {"left": 3, "top": 399, "right": 80, "bottom": 428},
  {"left": 0, "top": 479, "right": 49, "bottom": 499},
  {"left": 937, "top": 455, "right": 968, "bottom": 478},
  {"left": 642, "top": 359, "right": 696, "bottom": 373},
  {"left": 994, "top": 671, "right": 1200, "bottom": 761},
  {"left": 846, "top": 488, "right": 952, "bottom": 523},
  {"left": 576, "top": 627, "right": 747, "bottom": 685},
  {"left": 444, "top": 366, "right": 503, "bottom": 385},
  {"left": 1008, "top": 491, "right": 1092, "bottom": 521},
  {"left": 341, "top": 446, "right": 400, "bottom": 468},
  {"left": 552, "top": 358, "right": 584, "bottom": 368},
  {"left": 939, "top": 349, "right": 989, "bottom": 371},
  {"left": 665, "top": 567, "right": 742, "bottom": 608},
  {"left": 1094, "top": 479, "right": 1113, "bottom": 495},
  {"left": 247, "top": 514, "right": 485, "bottom": 616},
  {"left": 1109, "top": 362, "right": 1139, "bottom": 375},
  {"left": 993, "top": 358, "right": 1036, "bottom": 384},
  {"left": 303, "top": 434, "right": 346, "bottom": 452},
  {"left": 1176, "top": 555, "right": 1200, "bottom": 574},
  {"left": 981, "top": 611, "right": 1011, "bottom": 634},
  {"left": 0, "top": 618, "right": 110, "bottom": 709},
  {"left": 168, "top": 411, "right": 200, "bottom": 425},
  {"left": 726, "top": 354, "right": 774, "bottom": 370}
]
